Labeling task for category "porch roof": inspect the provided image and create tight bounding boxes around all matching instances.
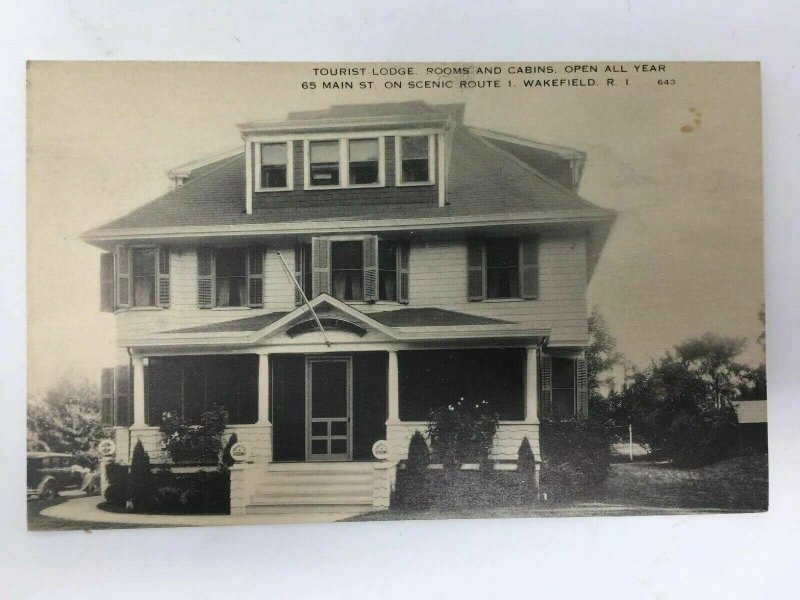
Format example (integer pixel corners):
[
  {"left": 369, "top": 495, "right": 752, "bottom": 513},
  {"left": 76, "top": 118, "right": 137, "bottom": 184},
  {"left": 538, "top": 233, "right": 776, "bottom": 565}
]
[{"left": 166, "top": 307, "right": 509, "bottom": 334}]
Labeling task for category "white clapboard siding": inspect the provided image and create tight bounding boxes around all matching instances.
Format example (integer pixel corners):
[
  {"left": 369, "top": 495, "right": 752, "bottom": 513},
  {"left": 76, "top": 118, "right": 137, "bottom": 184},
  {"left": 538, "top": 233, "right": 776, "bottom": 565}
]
[{"left": 116, "top": 236, "right": 589, "bottom": 345}]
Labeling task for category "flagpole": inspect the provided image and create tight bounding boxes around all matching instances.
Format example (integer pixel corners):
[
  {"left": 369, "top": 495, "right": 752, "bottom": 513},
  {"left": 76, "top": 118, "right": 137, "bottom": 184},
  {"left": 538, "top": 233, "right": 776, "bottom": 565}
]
[{"left": 276, "top": 251, "right": 331, "bottom": 347}]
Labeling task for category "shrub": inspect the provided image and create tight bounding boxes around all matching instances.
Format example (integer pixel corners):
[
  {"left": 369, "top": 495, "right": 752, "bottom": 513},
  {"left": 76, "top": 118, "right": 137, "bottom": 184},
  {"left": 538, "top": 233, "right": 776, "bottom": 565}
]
[
  {"left": 160, "top": 405, "right": 228, "bottom": 464},
  {"left": 129, "top": 439, "right": 152, "bottom": 512},
  {"left": 427, "top": 398, "right": 499, "bottom": 469},
  {"left": 540, "top": 418, "right": 613, "bottom": 500},
  {"left": 221, "top": 433, "right": 238, "bottom": 469},
  {"left": 104, "top": 461, "right": 129, "bottom": 507},
  {"left": 517, "top": 436, "right": 538, "bottom": 499},
  {"left": 149, "top": 469, "right": 230, "bottom": 514},
  {"left": 395, "top": 431, "right": 431, "bottom": 509}
]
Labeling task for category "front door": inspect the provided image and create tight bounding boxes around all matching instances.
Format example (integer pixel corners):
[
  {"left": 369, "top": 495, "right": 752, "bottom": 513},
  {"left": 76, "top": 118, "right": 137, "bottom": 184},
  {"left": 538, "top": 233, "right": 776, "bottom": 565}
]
[{"left": 305, "top": 356, "right": 352, "bottom": 461}]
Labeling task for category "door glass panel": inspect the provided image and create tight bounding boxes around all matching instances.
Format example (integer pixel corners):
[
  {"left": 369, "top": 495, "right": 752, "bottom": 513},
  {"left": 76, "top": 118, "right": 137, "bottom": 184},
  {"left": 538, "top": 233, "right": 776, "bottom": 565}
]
[
  {"left": 311, "top": 440, "right": 328, "bottom": 455},
  {"left": 330, "top": 439, "right": 347, "bottom": 454},
  {"left": 311, "top": 361, "right": 348, "bottom": 419},
  {"left": 311, "top": 421, "right": 327, "bottom": 436},
  {"left": 331, "top": 421, "right": 347, "bottom": 436}
]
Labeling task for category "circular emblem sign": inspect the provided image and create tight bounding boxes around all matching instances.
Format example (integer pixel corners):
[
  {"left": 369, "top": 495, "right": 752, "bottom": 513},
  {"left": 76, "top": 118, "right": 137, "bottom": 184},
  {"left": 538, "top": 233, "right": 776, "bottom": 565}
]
[
  {"left": 229, "top": 441, "right": 250, "bottom": 462},
  {"left": 97, "top": 439, "right": 116, "bottom": 457},
  {"left": 372, "top": 440, "right": 389, "bottom": 460}
]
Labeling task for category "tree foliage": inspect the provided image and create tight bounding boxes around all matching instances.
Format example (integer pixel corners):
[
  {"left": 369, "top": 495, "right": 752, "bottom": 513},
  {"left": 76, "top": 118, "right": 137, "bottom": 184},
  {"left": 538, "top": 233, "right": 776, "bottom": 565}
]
[
  {"left": 27, "top": 376, "right": 105, "bottom": 459},
  {"left": 585, "top": 306, "right": 624, "bottom": 420}
]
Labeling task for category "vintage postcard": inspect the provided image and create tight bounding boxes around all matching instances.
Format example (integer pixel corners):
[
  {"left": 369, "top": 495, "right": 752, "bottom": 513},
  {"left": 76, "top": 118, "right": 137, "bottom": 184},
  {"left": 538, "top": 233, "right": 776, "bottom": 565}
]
[{"left": 26, "top": 61, "right": 765, "bottom": 530}]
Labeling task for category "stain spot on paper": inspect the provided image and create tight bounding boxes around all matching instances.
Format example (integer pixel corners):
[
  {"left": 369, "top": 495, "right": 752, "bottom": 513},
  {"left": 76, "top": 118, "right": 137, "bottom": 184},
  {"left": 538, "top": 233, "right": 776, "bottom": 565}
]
[
  {"left": 680, "top": 108, "right": 702, "bottom": 133},
  {"left": 681, "top": 125, "right": 694, "bottom": 133}
]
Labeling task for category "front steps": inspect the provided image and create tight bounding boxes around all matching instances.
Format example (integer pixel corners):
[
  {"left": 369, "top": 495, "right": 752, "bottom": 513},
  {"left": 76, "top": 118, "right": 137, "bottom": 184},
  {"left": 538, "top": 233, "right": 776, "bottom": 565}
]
[{"left": 245, "top": 462, "right": 379, "bottom": 515}]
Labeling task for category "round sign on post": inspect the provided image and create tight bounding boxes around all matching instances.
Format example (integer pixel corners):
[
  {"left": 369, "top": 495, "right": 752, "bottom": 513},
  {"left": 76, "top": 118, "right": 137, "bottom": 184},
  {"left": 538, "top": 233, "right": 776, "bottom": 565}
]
[
  {"left": 97, "top": 439, "right": 116, "bottom": 458},
  {"left": 371, "top": 440, "right": 388, "bottom": 460},
  {"left": 229, "top": 441, "right": 250, "bottom": 463}
]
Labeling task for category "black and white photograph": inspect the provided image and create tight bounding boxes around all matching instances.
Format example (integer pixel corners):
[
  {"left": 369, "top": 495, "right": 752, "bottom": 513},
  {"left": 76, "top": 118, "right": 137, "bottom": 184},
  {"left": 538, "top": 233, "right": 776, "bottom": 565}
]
[{"left": 24, "top": 61, "right": 768, "bottom": 531}]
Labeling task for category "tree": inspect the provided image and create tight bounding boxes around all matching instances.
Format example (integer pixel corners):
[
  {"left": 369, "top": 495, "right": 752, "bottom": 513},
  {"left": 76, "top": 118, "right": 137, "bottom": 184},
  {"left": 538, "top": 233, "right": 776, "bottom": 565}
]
[
  {"left": 674, "top": 333, "right": 747, "bottom": 409},
  {"left": 27, "top": 376, "right": 105, "bottom": 460},
  {"left": 585, "top": 306, "right": 624, "bottom": 420}
]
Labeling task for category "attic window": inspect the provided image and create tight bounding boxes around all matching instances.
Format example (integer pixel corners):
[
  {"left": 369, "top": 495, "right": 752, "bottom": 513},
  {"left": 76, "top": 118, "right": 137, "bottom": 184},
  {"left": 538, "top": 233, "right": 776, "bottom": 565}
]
[
  {"left": 259, "top": 142, "right": 290, "bottom": 190},
  {"left": 309, "top": 140, "right": 341, "bottom": 186},
  {"left": 397, "top": 134, "right": 435, "bottom": 185}
]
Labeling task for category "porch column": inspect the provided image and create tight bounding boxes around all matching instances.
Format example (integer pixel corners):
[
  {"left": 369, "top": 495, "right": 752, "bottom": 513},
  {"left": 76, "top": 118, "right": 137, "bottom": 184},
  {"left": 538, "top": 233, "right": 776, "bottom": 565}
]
[
  {"left": 387, "top": 350, "right": 399, "bottom": 423},
  {"left": 257, "top": 353, "right": 271, "bottom": 425},
  {"left": 525, "top": 346, "right": 539, "bottom": 424},
  {"left": 132, "top": 356, "right": 145, "bottom": 427}
]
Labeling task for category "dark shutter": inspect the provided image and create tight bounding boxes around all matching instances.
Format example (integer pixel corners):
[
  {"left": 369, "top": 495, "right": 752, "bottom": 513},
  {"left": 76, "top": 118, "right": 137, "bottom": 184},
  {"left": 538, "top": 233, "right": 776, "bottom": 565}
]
[
  {"left": 576, "top": 358, "right": 588, "bottom": 419},
  {"left": 100, "top": 367, "right": 114, "bottom": 426},
  {"left": 363, "top": 235, "right": 379, "bottom": 302},
  {"left": 398, "top": 241, "right": 410, "bottom": 304},
  {"left": 248, "top": 247, "right": 264, "bottom": 307},
  {"left": 311, "top": 237, "right": 330, "bottom": 297},
  {"left": 467, "top": 240, "right": 486, "bottom": 301},
  {"left": 116, "top": 246, "right": 130, "bottom": 308},
  {"left": 539, "top": 354, "right": 552, "bottom": 419},
  {"left": 100, "top": 253, "right": 115, "bottom": 312},
  {"left": 114, "top": 364, "right": 132, "bottom": 427},
  {"left": 519, "top": 237, "right": 539, "bottom": 299},
  {"left": 197, "top": 247, "right": 214, "bottom": 308},
  {"left": 294, "top": 245, "right": 304, "bottom": 305},
  {"left": 158, "top": 247, "right": 170, "bottom": 308}
]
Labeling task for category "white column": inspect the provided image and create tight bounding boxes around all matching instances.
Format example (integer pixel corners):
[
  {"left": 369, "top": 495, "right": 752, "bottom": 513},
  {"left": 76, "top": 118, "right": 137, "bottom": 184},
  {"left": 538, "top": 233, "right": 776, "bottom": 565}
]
[
  {"left": 132, "top": 356, "right": 145, "bottom": 427},
  {"left": 387, "top": 350, "right": 399, "bottom": 423},
  {"left": 525, "top": 346, "right": 539, "bottom": 424},
  {"left": 258, "top": 353, "right": 271, "bottom": 425}
]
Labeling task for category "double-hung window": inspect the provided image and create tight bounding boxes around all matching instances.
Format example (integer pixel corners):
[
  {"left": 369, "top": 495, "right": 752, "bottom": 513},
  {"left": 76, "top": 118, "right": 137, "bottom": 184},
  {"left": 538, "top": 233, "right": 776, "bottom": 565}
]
[
  {"left": 297, "top": 237, "right": 409, "bottom": 304},
  {"left": 348, "top": 138, "right": 380, "bottom": 185},
  {"left": 131, "top": 247, "right": 157, "bottom": 307},
  {"left": 309, "top": 140, "right": 341, "bottom": 186},
  {"left": 551, "top": 357, "right": 577, "bottom": 419},
  {"left": 197, "top": 247, "right": 264, "bottom": 309},
  {"left": 486, "top": 239, "right": 520, "bottom": 299},
  {"left": 215, "top": 248, "right": 247, "bottom": 307},
  {"left": 259, "top": 142, "right": 290, "bottom": 190},
  {"left": 467, "top": 238, "right": 539, "bottom": 301},
  {"left": 101, "top": 245, "right": 170, "bottom": 311},
  {"left": 397, "top": 134, "right": 434, "bottom": 185}
]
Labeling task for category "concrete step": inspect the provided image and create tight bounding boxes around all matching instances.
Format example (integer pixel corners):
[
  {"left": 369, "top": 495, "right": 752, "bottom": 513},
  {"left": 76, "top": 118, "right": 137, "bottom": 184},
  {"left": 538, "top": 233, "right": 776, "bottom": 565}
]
[
  {"left": 256, "top": 474, "right": 373, "bottom": 487},
  {"left": 255, "top": 482, "right": 374, "bottom": 496},
  {"left": 249, "top": 492, "right": 374, "bottom": 505},
  {"left": 246, "top": 503, "right": 376, "bottom": 515},
  {"left": 267, "top": 462, "right": 375, "bottom": 473}
]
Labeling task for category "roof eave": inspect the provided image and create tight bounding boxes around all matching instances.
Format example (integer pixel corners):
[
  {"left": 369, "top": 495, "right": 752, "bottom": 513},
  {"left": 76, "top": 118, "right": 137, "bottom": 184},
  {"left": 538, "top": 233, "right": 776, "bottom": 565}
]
[{"left": 238, "top": 113, "right": 451, "bottom": 135}]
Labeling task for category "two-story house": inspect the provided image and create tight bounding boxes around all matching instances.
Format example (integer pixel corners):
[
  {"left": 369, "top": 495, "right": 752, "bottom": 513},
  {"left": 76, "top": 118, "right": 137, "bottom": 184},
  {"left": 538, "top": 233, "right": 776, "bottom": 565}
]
[{"left": 82, "top": 101, "right": 615, "bottom": 515}]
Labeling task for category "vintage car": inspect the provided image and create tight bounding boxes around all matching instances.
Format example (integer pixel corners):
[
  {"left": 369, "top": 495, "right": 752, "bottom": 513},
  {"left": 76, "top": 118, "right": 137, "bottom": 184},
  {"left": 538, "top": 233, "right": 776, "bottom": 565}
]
[{"left": 27, "top": 452, "right": 99, "bottom": 499}]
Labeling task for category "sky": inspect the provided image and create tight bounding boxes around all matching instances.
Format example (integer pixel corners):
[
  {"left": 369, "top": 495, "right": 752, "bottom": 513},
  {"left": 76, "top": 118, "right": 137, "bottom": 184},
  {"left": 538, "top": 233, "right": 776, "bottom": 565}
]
[{"left": 26, "top": 62, "right": 764, "bottom": 393}]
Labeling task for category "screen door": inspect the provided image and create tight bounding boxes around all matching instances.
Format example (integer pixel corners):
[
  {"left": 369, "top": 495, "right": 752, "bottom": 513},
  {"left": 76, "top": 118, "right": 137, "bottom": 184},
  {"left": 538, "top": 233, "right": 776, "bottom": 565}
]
[{"left": 305, "top": 356, "right": 352, "bottom": 461}]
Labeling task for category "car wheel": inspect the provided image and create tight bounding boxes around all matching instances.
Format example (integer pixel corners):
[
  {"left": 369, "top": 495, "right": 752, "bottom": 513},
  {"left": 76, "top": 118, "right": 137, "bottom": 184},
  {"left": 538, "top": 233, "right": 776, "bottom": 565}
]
[{"left": 40, "top": 482, "right": 58, "bottom": 500}]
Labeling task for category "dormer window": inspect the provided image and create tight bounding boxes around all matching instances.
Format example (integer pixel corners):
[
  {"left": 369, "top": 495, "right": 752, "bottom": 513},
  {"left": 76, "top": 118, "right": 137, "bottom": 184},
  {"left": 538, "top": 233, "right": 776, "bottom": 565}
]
[
  {"left": 258, "top": 142, "right": 291, "bottom": 190},
  {"left": 309, "top": 140, "right": 341, "bottom": 186},
  {"left": 397, "top": 134, "right": 435, "bottom": 185},
  {"left": 348, "top": 138, "right": 380, "bottom": 185}
]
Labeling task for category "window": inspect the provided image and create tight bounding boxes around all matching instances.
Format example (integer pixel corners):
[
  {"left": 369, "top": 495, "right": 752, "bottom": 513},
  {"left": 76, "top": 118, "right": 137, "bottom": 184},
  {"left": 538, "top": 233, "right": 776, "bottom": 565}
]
[
  {"left": 486, "top": 239, "right": 520, "bottom": 299},
  {"left": 398, "top": 135, "right": 432, "bottom": 184},
  {"left": 309, "top": 140, "right": 340, "bottom": 186},
  {"left": 215, "top": 248, "right": 247, "bottom": 307},
  {"left": 348, "top": 138, "right": 380, "bottom": 185},
  {"left": 378, "top": 241, "right": 398, "bottom": 301},
  {"left": 131, "top": 247, "right": 157, "bottom": 307},
  {"left": 551, "top": 357, "right": 576, "bottom": 419},
  {"left": 331, "top": 241, "right": 364, "bottom": 301},
  {"left": 259, "top": 142, "right": 289, "bottom": 189},
  {"left": 198, "top": 247, "right": 263, "bottom": 309}
]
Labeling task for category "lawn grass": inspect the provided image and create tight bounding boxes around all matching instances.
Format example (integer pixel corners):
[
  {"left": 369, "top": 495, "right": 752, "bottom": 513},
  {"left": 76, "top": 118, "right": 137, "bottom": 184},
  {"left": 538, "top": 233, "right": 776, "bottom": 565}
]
[
  {"left": 27, "top": 497, "right": 159, "bottom": 531},
  {"left": 346, "top": 454, "right": 768, "bottom": 522}
]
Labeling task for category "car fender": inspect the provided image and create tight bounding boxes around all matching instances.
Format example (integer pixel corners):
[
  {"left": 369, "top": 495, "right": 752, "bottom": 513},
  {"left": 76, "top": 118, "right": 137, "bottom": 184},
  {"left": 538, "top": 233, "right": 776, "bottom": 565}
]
[{"left": 37, "top": 475, "right": 57, "bottom": 494}]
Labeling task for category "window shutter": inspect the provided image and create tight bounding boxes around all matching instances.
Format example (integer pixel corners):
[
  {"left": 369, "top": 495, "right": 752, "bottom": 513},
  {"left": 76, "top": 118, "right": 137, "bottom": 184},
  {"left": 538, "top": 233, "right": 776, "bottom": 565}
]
[
  {"left": 467, "top": 240, "right": 486, "bottom": 301},
  {"left": 100, "top": 253, "right": 115, "bottom": 312},
  {"left": 294, "top": 245, "right": 305, "bottom": 306},
  {"left": 398, "top": 241, "right": 410, "bottom": 304},
  {"left": 519, "top": 237, "right": 539, "bottom": 299},
  {"left": 311, "top": 237, "right": 330, "bottom": 297},
  {"left": 197, "top": 247, "right": 215, "bottom": 308},
  {"left": 100, "top": 367, "right": 114, "bottom": 426},
  {"left": 114, "top": 364, "right": 132, "bottom": 427},
  {"left": 363, "top": 235, "right": 379, "bottom": 302},
  {"left": 576, "top": 358, "right": 589, "bottom": 419},
  {"left": 247, "top": 247, "right": 264, "bottom": 307},
  {"left": 158, "top": 247, "right": 170, "bottom": 308},
  {"left": 116, "top": 246, "right": 130, "bottom": 308},
  {"left": 539, "top": 354, "right": 552, "bottom": 419}
]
